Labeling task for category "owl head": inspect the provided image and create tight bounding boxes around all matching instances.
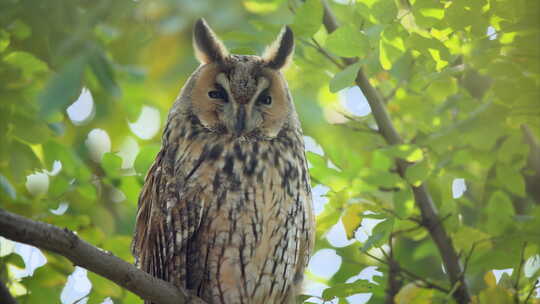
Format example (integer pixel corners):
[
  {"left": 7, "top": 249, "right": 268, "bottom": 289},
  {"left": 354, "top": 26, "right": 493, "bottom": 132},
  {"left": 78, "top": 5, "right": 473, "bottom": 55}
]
[{"left": 175, "top": 18, "right": 297, "bottom": 140}]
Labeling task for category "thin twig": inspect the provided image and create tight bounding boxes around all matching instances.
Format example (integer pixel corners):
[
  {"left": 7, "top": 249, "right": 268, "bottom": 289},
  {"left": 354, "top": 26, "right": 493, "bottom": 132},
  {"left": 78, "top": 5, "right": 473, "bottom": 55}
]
[
  {"left": 363, "top": 250, "right": 450, "bottom": 293},
  {"left": 515, "top": 242, "right": 528, "bottom": 304},
  {"left": 461, "top": 242, "right": 478, "bottom": 278},
  {"left": 317, "top": 2, "right": 471, "bottom": 302},
  {"left": 524, "top": 279, "right": 539, "bottom": 304},
  {"left": 384, "top": 234, "right": 401, "bottom": 304},
  {"left": 298, "top": 38, "right": 345, "bottom": 69}
]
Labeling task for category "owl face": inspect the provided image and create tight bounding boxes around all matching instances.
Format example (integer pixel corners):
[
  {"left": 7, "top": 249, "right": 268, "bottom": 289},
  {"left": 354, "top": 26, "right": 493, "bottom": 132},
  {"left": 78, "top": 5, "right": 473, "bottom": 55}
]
[{"left": 187, "top": 19, "right": 296, "bottom": 139}]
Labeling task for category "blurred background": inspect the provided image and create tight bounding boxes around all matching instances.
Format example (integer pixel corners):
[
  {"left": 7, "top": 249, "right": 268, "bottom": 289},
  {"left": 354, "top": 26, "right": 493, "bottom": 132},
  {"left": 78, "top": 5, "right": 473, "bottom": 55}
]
[{"left": 0, "top": 0, "right": 539, "bottom": 303}]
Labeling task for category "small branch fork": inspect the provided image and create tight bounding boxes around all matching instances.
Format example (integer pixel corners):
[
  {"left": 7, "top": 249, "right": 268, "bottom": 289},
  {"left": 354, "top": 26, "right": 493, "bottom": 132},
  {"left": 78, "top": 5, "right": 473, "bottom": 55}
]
[
  {"left": 313, "top": 1, "right": 472, "bottom": 302},
  {"left": 0, "top": 208, "right": 207, "bottom": 304},
  {"left": 363, "top": 249, "right": 449, "bottom": 294}
]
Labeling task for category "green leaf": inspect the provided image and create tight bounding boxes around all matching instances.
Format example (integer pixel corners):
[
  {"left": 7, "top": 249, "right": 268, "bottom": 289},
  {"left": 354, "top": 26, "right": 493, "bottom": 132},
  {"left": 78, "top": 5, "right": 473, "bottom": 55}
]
[
  {"left": 12, "top": 114, "right": 51, "bottom": 144},
  {"left": 10, "top": 141, "right": 40, "bottom": 183},
  {"left": 39, "top": 55, "right": 87, "bottom": 118},
  {"left": 486, "top": 191, "right": 515, "bottom": 235},
  {"left": 342, "top": 203, "right": 365, "bottom": 239},
  {"left": 496, "top": 164, "right": 526, "bottom": 197},
  {"left": 88, "top": 271, "right": 123, "bottom": 299},
  {"left": 412, "top": 0, "right": 445, "bottom": 28},
  {"left": 395, "top": 284, "right": 434, "bottom": 303},
  {"left": 329, "top": 62, "right": 361, "bottom": 93},
  {"left": 48, "top": 176, "right": 71, "bottom": 198},
  {"left": 370, "top": 0, "right": 398, "bottom": 24},
  {"left": 0, "top": 30, "right": 10, "bottom": 52},
  {"left": 393, "top": 187, "right": 413, "bottom": 218},
  {"left": 101, "top": 152, "right": 123, "bottom": 176},
  {"left": 291, "top": 0, "right": 323, "bottom": 37},
  {"left": 379, "top": 24, "right": 405, "bottom": 70},
  {"left": 405, "top": 159, "right": 431, "bottom": 187},
  {"left": 425, "top": 76, "right": 458, "bottom": 103},
  {"left": 3, "top": 51, "right": 48, "bottom": 78},
  {"left": 380, "top": 144, "right": 424, "bottom": 162},
  {"left": 134, "top": 145, "right": 160, "bottom": 175},
  {"left": 453, "top": 226, "right": 491, "bottom": 252},
  {"left": 326, "top": 26, "right": 370, "bottom": 58},
  {"left": 78, "top": 182, "right": 98, "bottom": 201},
  {"left": 322, "top": 279, "right": 373, "bottom": 300},
  {"left": 364, "top": 170, "right": 403, "bottom": 188},
  {"left": 0, "top": 174, "right": 16, "bottom": 199},
  {"left": 362, "top": 218, "right": 393, "bottom": 251},
  {"left": 9, "top": 19, "right": 31, "bottom": 40},
  {"left": 88, "top": 50, "right": 120, "bottom": 96}
]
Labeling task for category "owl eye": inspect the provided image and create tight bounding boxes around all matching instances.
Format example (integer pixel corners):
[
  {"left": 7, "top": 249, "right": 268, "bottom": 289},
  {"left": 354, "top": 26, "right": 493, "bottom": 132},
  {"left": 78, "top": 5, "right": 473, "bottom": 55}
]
[
  {"left": 208, "top": 84, "right": 228, "bottom": 102},
  {"left": 258, "top": 91, "right": 272, "bottom": 105}
]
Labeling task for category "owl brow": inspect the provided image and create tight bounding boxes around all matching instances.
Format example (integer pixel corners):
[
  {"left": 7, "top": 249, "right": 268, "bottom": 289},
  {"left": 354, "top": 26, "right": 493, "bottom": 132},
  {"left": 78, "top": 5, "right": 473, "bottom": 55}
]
[
  {"left": 257, "top": 77, "right": 270, "bottom": 91},
  {"left": 249, "top": 77, "right": 270, "bottom": 104},
  {"left": 215, "top": 73, "right": 230, "bottom": 91}
]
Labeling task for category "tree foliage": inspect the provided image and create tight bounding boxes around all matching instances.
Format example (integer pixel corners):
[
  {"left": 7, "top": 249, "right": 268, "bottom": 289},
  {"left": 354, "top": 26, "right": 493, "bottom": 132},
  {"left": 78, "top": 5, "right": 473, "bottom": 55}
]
[{"left": 0, "top": 0, "right": 539, "bottom": 303}]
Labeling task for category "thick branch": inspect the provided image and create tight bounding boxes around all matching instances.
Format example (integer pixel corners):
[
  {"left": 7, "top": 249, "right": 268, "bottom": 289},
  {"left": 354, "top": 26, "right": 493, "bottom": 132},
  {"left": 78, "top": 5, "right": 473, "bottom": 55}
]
[
  {"left": 0, "top": 208, "right": 206, "bottom": 304},
  {"left": 384, "top": 237, "right": 401, "bottom": 304},
  {"left": 320, "top": 1, "right": 471, "bottom": 303}
]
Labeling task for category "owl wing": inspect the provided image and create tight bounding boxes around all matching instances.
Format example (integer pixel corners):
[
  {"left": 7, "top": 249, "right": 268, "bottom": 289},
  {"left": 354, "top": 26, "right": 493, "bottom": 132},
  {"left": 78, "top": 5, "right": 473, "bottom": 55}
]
[{"left": 132, "top": 148, "right": 204, "bottom": 289}]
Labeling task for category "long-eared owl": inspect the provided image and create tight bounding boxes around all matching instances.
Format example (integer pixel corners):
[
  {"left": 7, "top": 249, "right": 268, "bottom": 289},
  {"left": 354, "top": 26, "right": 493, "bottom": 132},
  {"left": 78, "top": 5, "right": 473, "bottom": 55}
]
[{"left": 132, "top": 18, "right": 315, "bottom": 304}]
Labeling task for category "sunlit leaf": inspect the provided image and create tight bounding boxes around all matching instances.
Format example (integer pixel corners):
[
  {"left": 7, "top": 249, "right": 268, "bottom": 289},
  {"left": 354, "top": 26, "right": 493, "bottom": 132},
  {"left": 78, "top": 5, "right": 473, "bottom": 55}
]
[
  {"left": 342, "top": 203, "right": 365, "bottom": 239},
  {"left": 486, "top": 191, "right": 515, "bottom": 235},
  {"left": 405, "top": 159, "right": 431, "bottom": 187},
  {"left": 322, "top": 279, "right": 373, "bottom": 300},
  {"left": 3, "top": 51, "right": 48, "bottom": 78},
  {"left": 326, "top": 26, "right": 370, "bottom": 58},
  {"left": 496, "top": 164, "right": 526, "bottom": 197},
  {"left": 395, "top": 283, "right": 434, "bottom": 304},
  {"left": 88, "top": 49, "right": 120, "bottom": 96},
  {"left": 9, "top": 19, "right": 31, "bottom": 40},
  {"left": 379, "top": 24, "right": 406, "bottom": 70},
  {"left": 291, "top": 0, "right": 323, "bottom": 37},
  {"left": 101, "top": 152, "right": 123, "bottom": 177},
  {"left": 39, "top": 56, "right": 87, "bottom": 118},
  {"left": 134, "top": 145, "right": 160, "bottom": 175},
  {"left": 362, "top": 218, "right": 393, "bottom": 251},
  {"left": 0, "top": 30, "right": 10, "bottom": 52},
  {"left": 329, "top": 62, "right": 361, "bottom": 93}
]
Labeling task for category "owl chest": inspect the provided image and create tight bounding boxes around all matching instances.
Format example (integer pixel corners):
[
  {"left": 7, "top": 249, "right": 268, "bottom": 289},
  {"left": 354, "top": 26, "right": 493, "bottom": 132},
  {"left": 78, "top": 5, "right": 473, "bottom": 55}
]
[{"left": 177, "top": 138, "right": 310, "bottom": 302}]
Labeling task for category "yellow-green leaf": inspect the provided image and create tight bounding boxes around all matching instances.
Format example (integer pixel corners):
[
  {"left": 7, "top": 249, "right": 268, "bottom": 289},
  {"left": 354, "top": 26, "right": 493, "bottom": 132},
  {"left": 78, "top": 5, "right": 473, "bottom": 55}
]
[
  {"left": 342, "top": 203, "right": 365, "bottom": 239},
  {"left": 326, "top": 26, "right": 370, "bottom": 58},
  {"left": 291, "top": 0, "right": 323, "bottom": 37}
]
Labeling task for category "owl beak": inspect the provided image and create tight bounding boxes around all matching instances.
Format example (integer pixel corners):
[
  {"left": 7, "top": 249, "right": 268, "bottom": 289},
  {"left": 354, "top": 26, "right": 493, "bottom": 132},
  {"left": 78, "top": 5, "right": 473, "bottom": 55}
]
[{"left": 234, "top": 105, "right": 246, "bottom": 135}]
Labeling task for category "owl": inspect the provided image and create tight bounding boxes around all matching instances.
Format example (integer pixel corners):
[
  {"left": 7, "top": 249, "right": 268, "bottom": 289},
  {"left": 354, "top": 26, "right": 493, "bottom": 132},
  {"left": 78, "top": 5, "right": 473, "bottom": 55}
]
[{"left": 132, "top": 18, "right": 315, "bottom": 304}]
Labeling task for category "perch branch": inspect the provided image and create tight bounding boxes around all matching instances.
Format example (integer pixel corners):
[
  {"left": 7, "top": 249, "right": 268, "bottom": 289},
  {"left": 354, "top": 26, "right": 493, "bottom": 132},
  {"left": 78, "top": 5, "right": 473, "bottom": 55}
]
[
  {"left": 319, "top": 1, "right": 471, "bottom": 302},
  {"left": 0, "top": 208, "right": 207, "bottom": 304}
]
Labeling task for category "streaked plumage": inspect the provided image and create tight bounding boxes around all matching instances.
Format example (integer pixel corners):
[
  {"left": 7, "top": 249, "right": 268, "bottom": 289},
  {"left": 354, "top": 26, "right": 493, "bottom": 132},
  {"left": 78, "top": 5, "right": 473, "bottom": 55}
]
[{"left": 132, "top": 19, "right": 314, "bottom": 304}]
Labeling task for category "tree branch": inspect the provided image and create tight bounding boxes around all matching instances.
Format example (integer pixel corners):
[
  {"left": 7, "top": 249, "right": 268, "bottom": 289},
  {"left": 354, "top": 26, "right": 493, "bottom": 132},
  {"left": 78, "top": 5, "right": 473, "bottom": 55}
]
[
  {"left": 384, "top": 235, "right": 401, "bottom": 304},
  {"left": 0, "top": 208, "right": 207, "bottom": 304},
  {"left": 524, "top": 279, "right": 539, "bottom": 304},
  {"left": 319, "top": 1, "right": 471, "bottom": 303},
  {"left": 0, "top": 279, "right": 17, "bottom": 304},
  {"left": 363, "top": 250, "right": 449, "bottom": 293},
  {"left": 514, "top": 242, "right": 528, "bottom": 304}
]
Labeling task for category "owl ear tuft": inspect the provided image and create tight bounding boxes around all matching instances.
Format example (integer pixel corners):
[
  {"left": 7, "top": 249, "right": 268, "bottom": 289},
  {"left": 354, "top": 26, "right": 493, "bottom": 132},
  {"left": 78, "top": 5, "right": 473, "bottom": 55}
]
[
  {"left": 262, "top": 26, "right": 294, "bottom": 70},
  {"left": 193, "top": 18, "right": 229, "bottom": 64}
]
